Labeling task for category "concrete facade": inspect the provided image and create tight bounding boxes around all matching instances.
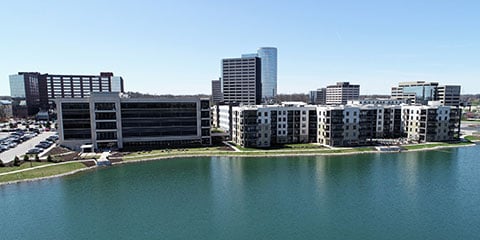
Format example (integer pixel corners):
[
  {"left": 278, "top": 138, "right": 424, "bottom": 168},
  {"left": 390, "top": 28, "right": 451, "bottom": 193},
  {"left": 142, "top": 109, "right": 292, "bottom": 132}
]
[
  {"left": 325, "top": 82, "right": 360, "bottom": 105},
  {"left": 56, "top": 93, "right": 211, "bottom": 151},
  {"left": 222, "top": 57, "right": 262, "bottom": 105},
  {"left": 0, "top": 100, "right": 13, "bottom": 121},
  {"left": 215, "top": 102, "right": 461, "bottom": 147},
  {"left": 211, "top": 78, "right": 223, "bottom": 104},
  {"left": 9, "top": 72, "right": 124, "bottom": 116}
]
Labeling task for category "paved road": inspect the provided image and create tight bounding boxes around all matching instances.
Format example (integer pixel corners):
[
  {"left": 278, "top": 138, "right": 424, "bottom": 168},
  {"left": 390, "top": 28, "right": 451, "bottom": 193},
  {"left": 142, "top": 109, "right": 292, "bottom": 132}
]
[{"left": 0, "top": 132, "right": 57, "bottom": 164}]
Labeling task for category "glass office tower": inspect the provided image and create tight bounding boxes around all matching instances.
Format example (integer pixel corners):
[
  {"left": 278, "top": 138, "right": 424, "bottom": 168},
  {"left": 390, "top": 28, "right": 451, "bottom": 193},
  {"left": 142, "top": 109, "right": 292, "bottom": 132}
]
[{"left": 257, "top": 47, "right": 277, "bottom": 102}]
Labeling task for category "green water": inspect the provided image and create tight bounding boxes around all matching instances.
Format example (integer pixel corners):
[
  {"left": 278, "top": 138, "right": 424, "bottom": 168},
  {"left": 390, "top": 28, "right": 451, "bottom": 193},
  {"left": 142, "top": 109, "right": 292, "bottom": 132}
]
[{"left": 1, "top": 146, "right": 480, "bottom": 239}]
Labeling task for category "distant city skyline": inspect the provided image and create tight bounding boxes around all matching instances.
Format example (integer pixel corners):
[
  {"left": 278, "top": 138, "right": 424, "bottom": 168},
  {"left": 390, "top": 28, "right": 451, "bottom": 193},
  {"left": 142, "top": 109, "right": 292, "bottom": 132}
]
[{"left": 1, "top": 0, "right": 479, "bottom": 96}]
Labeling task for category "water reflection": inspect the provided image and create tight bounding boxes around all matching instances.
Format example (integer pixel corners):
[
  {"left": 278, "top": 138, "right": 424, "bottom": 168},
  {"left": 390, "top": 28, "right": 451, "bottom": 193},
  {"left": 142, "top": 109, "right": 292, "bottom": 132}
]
[
  {"left": 210, "top": 157, "right": 246, "bottom": 222},
  {"left": 1, "top": 146, "right": 479, "bottom": 239}
]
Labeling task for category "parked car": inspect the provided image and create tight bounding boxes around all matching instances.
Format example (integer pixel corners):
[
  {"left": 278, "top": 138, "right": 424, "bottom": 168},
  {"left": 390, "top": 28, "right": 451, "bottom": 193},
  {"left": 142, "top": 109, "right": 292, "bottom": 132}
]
[
  {"left": 26, "top": 148, "right": 43, "bottom": 154},
  {"left": 9, "top": 136, "right": 22, "bottom": 143},
  {"left": 7, "top": 141, "right": 17, "bottom": 148},
  {"left": 35, "top": 143, "right": 50, "bottom": 149},
  {"left": 29, "top": 128, "right": 40, "bottom": 134},
  {"left": 39, "top": 141, "right": 52, "bottom": 146},
  {"left": 47, "top": 135, "right": 59, "bottom": 141},
  {"left": 0, "top": 145, "right": 8, "bottom": 152}
]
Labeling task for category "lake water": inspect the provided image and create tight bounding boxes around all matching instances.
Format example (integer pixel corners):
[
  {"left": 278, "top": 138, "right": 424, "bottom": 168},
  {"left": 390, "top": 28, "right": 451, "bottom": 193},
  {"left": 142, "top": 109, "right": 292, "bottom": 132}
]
[{"left": 1, "top": 145, "right": 480, "bottom": 239}]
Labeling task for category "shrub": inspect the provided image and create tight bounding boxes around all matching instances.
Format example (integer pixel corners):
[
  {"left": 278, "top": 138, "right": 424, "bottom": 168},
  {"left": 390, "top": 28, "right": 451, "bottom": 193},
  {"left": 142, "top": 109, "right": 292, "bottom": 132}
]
[
  {"left": 0, "top": 161, "right": 5, "bottom": 167},
  {"left": 35, "top": 155, "right": 41, "bottom": 162},
  {"left": 47, "top": 155, "right": 53, "bottom": 162},
  {"left": 23, "top": 155, "right": 30, "bottom": 162},
  {"left": 13, "top": 156, "right": 21, "bottom": 166}
]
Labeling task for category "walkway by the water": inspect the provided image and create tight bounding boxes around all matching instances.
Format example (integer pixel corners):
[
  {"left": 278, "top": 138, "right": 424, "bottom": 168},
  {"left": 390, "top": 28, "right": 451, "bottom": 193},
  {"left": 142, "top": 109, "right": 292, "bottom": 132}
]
[{"left": 223, "top": 141, "right": 241, "bottom": 152}]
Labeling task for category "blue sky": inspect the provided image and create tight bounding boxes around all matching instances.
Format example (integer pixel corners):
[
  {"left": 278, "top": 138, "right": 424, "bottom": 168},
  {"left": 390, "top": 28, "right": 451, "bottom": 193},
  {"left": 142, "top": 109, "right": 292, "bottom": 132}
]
[{"left": 1, "top": 0, "right": 479, "bottom": 96}]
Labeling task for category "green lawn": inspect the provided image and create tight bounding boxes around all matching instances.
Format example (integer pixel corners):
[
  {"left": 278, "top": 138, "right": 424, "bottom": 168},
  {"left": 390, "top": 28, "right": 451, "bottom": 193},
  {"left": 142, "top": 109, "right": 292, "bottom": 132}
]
[
  {"left": 403, "top": 142, "right": 471, "bottom": 150},
  {"left": 0, "top": 162, "right": 87, "bottom": 183},
  {"left": 464, "top": 135, "right": 480, "bottom": 141},
  {"left": 0, "top": 162, "right": 53, "bottom": 174},
  {"left": 123, "top": 149, "right": 231, "bottom": 161},
  {"left": 233, "top": 143, "right": 325, "bottom": 151},
  {"left": 122, "top": 146, "right": 377, "bottom": 161},
  {"left": 121, "top": 141, "right": 473, "bottom": 162}
]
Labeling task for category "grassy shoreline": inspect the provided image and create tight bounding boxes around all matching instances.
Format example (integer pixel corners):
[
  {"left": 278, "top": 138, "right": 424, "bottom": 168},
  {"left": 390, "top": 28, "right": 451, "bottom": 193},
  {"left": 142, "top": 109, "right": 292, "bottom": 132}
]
[
  {"left": 0, "top": 162, "right": 90, "bottom": 185},
  {"left": 1, "top": 141, "right": 476, "bottom": 186}
]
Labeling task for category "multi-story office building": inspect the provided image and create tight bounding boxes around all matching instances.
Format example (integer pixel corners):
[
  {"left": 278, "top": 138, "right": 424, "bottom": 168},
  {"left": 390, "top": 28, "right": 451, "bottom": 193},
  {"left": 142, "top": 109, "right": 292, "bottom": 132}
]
[
  {"left": 325, "top": 82, "right": 360, "bottom": 105},
  {"left": 222, "top": 57, "right": 262, "bottom": 105},
  {"left": 436, "top": 85, "right": 461, "bottom": 106},
  {"left": 0, "top": 100, "right": 13, "bottom": 121},
  {"left": 242, "top": 47, "right": 278, "bottom": 102},
  {"left": 56, "top": 92, "right": 211, "bottom": 151},
  {"left": 9, "top": 72, "right": 124, "bottom": 116},
  {"left": 309, "top": 88, "right": 327, "bottom": 105},
  {"left": 391, "top": 81, "right": 461, "bottom": 106},
  {"left": 258, "top": 47, "right": 277, "bottom": 101},
  {"left": 9, "top": 73, "right": 48, "bottom": 116},
  {"left": 391, "top": 81, "right": 438, "bottom": 105},
  {"left": 211, "top": 78, "right": 223, "bottom": 104}
]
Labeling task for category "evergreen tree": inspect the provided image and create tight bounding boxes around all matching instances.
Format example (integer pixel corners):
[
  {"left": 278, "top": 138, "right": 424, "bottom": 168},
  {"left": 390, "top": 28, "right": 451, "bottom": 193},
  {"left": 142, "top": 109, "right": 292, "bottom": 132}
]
[{"left": 13, "top": 156, "right": 21, "bottom": 166}]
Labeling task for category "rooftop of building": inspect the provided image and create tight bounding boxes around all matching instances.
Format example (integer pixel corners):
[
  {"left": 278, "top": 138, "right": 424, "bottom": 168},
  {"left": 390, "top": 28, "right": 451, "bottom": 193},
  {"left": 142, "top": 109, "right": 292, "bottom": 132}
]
[
  {"left": 13, "top": 72, "right": 117, "bottom": 77},
  {"left": 327, "top": 82, "right": 360, "bottom": 87},
  {"left": 397, "top": 81, "right": 439, "bottom": 86}
]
